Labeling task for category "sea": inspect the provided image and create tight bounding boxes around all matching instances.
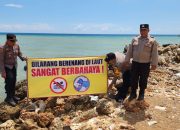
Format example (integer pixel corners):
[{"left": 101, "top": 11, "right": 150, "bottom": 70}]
[{"left": 0, "top": 33, "right": 179, "bottom": 102}]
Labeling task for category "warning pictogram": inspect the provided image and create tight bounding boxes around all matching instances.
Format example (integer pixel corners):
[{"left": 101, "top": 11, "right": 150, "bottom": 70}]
[
  {"left": 74, "top": 76, "right": 90, "bottom": 92},
  {"left": 50, "top": 77, "right": 67, "bottom": 94}
]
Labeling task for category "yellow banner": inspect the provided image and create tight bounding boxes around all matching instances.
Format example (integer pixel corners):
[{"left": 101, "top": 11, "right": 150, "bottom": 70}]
[{"left": 27, "top": 56, "right": 108, "bottom": 98}]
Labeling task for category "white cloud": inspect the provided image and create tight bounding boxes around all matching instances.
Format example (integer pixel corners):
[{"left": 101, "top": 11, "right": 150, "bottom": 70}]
[
  {"left": 0, "top": 23, "right": 55, "bottom": 33},
  {"left": 73, "top": 23, "right": 132, "bottom": 34},
  {"left": 4, "top": 4, "right": 23, "bottom": 8}
]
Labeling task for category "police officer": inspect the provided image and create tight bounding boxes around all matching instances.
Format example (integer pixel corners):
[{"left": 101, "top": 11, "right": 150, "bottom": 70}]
[
  {"left": 105, "top": 51, "right": 131, "bottom": 102},
  {"left": 0, "top": 34, "right": 27, "bottom": 106},
  {"left": 124, "top": 24, "right": 158, "bottom": 101}
]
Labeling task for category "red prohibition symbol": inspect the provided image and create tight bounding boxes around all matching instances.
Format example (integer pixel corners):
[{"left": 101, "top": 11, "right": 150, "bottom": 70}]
[{"left": 50, "top": 77, "right": 67, "bottom": 94}]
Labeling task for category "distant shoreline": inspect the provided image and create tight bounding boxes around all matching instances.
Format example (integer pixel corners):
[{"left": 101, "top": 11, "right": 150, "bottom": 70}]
[{"left": 0, "top": 32, "right": 179, "bottom": 36}]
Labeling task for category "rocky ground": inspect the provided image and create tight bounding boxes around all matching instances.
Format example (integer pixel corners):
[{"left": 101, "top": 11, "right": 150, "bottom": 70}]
[{"left": 0, "top": 44, "right": 179, "bottom": 130}]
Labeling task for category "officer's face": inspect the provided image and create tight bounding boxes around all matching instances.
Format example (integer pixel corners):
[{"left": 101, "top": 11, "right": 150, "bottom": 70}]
[
  {"left": 140, "top": 28, "right": 149, "bottom": 37},
  {"left": 7, "top": 39, "right": 16, "bottom": 46},
  {"left": 108, "top": 59, "right": 116, "bottom": 66}
]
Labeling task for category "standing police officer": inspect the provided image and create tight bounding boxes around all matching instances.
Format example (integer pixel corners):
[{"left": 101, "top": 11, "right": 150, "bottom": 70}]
[
  {"left": 0, "top": 34, "right": 27, "bottom": 106},
  {"left": 124, "top": 24, "right": 158, "bottom": 101}
]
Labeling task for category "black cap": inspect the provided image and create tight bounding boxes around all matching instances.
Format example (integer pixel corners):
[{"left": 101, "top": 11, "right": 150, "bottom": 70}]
[
  {"left": 7, "top": 33, "right": 17, "bottom": 41},
  {"left": 105, "top": 52, "right": 116, "bottom": 62},
  {"left": 140, "top": 24, "right": 149, "bottom": 29}
]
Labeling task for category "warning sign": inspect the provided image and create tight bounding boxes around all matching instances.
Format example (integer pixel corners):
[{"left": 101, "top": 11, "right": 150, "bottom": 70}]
[{"left": 27, "top": 56, "right": 108, "bottom": 98}]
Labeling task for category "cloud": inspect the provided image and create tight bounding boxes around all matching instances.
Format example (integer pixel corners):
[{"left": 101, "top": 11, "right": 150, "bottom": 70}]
[
  {"left": 4, "top": 4, "right": 23, "bottom": 8},
  {"left": 73, "top": 23, "right": 132, "bottom": 34},
  {"left": 0, "top": 23, "right": 55, "bottom": 32}
]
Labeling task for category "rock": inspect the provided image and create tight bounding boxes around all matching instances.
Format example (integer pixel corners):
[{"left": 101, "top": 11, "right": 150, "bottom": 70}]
[
  {"left": 49, "top": 117, "right": 63, "bottom": 130},
  {"left": 0, "top": 103, "right": 21, "bottom": 122},
  {"left": 20, "top": 119, "right": 40, "bottom": 130},
  {"left": 124, "top": 100, "right": 149, "bottom": 112},
  {"left": 96, "top": 99, "right": 115, "bottom": 115},
  {"left": 167, "top": 51, "right": 173, "bottom": 56},
  {"left": 0, "top": 120, "right": 15, "bottom": 129},
  {"left": 177, "top": 48, "right": 180, "bottom": 55},
  {"left": 158, "top": 56, "right": 166, "bottom": 65},
  {"left": 163, "top": 46, "right": 171, "bottom": 53},
  {"left": 37, "top": 112, "right": 55, "bottom": 127},
  {"left": 89, "top": 95, "right": 99, "bottom": 102},
  {"left": 56, "top": 98, "right": 65, "bottom": 105},
  {"left": 155, "top": 106, "right": 166, "bottom": 111},
  {"left": 46, "top": 97, "right": 57, "bottom": 108},
  {"left": 169, "top": 44, "right": 178, "bottom": 50},
  {"left": 119, "top": 123, "right": 135, "bottom": 130},
  {"left": 71, "top": 108, "right": 98, "bottom": 123},
  {"left": 148, "top": 120, "right": 157, "bottom": 126},
  {"left": 64, "top": 103, "right": 75, "bottom": 112},
  {"left": 20, "top": 110, "right": 39, "bottom": 121},
  {"left": 16, "top": 80, "right": 28, "bottom": 99}
]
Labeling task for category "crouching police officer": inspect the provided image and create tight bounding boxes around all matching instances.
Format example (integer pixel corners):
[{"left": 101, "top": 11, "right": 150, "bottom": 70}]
[
  {"left": 105, "top": 51, "right": 131, "bottom": 102},
  {"left": 0, "top": 34, "right": 27, "bottom": 106},
  {"left": 124, "top": 24, "right": 158, "bottom": 101}
]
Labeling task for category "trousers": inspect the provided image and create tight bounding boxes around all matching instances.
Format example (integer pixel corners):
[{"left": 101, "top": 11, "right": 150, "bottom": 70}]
[
  {"left": 5, "top": 66, "right": 17, "bottom": 99},
  {"left": 131, "top": 61, "right": 150, "bottom": 91},
  {"left": 116, "top": 69, "right": 131, "bottom": 100}
]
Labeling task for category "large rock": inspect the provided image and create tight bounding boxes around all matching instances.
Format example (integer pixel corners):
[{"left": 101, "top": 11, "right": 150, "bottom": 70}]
[
  {"left": 158, "top": 56, "right": 166, "bottom": 66},
  {"left": 96, "top": 99, "right": 115, "bottom": 115},
  {"left": 0, "top": 103, "right": 21, "bottom": 122},
  {"left": 49, "top": 117, "right": 63, "bottom": 130},
  {"left": 0, "top": 120, "right": 15, "bottom": 130}
]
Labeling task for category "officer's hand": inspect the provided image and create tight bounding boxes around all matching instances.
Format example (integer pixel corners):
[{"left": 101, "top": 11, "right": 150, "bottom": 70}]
[
  {"left": 23, "top": 57, "right": 27, "bottom": 61},
  {"left": 122, "top": 61, "right": 129, "bottom": 69},
  {"left": 1, "top": 72, "right": 6, "bottom": 79},
  {"left": 108, "top": 84, "right": 113, "bottom": 90},
  {"left": 151, "top": 65, "right": 156, "bottom": 70}
]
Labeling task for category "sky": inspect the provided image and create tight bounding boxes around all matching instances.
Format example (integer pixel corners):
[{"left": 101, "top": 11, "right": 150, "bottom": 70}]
[{"left": 0, "top": 0, "right": 180, "bottom": 34}]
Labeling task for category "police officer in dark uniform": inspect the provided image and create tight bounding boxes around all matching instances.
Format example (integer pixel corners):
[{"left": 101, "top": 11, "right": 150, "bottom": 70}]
[
  {"left": 0, "top": 34, "right": 27, "bottom": 106},
  {"left": 124, "top": 24, "right": 158, "bottom": 101}
]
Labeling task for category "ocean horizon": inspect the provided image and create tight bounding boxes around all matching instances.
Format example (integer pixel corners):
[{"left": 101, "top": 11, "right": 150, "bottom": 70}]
[{"left": 0, "top": 33, "right": 179, "bottom": 102}]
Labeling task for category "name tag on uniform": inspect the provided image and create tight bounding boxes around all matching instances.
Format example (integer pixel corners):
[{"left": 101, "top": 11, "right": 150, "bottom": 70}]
[{"left": 145, "top": 43, "right": 152, "bottom": 48}]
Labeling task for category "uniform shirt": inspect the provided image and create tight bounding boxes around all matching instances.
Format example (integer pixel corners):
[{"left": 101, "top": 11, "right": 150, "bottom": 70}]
[
  {"left": 0, "top": 43, "right": 25, "bottom": 73},
  {"left": 114, "top": 51, "right": 125, "bottom": 72},
  {"left": 125, "top": 35, "right": 158, "bottom": 66}
]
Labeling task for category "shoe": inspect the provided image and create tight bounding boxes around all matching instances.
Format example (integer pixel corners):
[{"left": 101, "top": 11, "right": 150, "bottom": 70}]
[
  {"left": 5, "top": 98, "right": 16, "bottom": 107},
  {"left": 13, "top": 96, "right": 20, "bottom": 102},
  {"left": 128, "top": 89, "right": 137, "bottom": 101},
  {"left": 128, "top": 93, "right": 137, "bottom": 102},
  {"left": 137, "top": 90, "right": 145, "bottom": 101},
  {"left": 117, "top": 99, "right": 124, "bottom": 104},
  {"left": 115, "top": 95, "right": 124, "bottom": 102}
]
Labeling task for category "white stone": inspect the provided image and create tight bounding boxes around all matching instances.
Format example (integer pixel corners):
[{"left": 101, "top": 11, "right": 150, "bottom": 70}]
[
  {"left": 155, "top": 106, "right": 166, "bottom": 111},
  {"left": 148, "top": 120, "right": 157, "bottom": 126}
]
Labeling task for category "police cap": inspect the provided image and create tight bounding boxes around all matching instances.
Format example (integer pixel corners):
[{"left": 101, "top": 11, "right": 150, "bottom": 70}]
[{"left": 140, "top": 24, "right": 149, "bottom": 29}]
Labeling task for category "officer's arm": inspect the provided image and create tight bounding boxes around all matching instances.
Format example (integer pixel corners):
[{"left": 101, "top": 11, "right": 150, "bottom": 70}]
[
  {"left": 151, "top": 40, "right": 158, "bottom": 66},
  {"left": 151, "top": 40, "right": 158, "bottom": 70},
  {"left": 0, "top": 47, "right": 5, "bottom": 74},
  {"left": 125, "top": 42, "right": 133, "bottom": 63},
  {"left": 17, "top": 45, "right": 27, "bottom": 61}
]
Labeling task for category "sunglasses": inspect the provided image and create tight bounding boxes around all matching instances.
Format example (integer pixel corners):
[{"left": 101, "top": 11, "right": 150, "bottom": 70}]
[{"left": 9, "top": 40, "right": 16, "bottom": 42}]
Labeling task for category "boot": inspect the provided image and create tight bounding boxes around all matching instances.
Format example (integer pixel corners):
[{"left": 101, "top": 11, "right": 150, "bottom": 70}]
[
  {"left": 13, "top": 96, "right": 20, "bottom": 103},
  {"left": 128, "top": 89, "right": 137, "bottom": 101},
  {"left": 4, "top": 98, "right": 16, "bottom": 107},
  {"left": 137, "top": 89, "right": 145, "bottom": 101}
]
